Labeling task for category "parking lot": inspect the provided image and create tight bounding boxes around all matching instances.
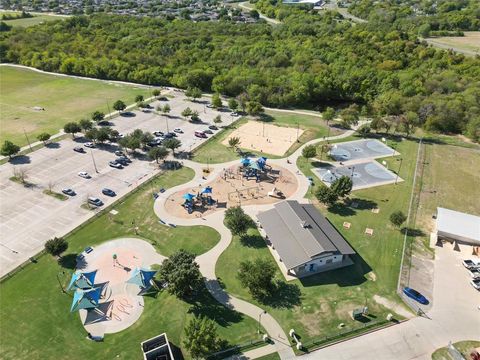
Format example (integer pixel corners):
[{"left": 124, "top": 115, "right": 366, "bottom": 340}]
[{"left": 0, "top": 89, "right": 235, "bottom": 276}]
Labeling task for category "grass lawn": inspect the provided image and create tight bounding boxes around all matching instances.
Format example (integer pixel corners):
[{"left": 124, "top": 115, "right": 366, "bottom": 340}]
[
  {"left": 0, "top": 65, "right": 152, "bottom": 147},
  {"left": 193, "top": 111, "right": 338, "bottom": 164},
  {"left": 256, "top": 353, "right": 281, "bottom": 360},
  {"left": 1, "top": 12, "right": 66, "bottom": 27},
  {"left": 425, "top": 32, "right": 480, "bottom": 56},
  {"left": 431, "top": 340, "right": 480, "bottom": 360},
  {"left": 217, "top": 136, "right": 418, "bottom": 347},
  {"left": 0, "top": 167, "right": 260, "bottom": 359}
]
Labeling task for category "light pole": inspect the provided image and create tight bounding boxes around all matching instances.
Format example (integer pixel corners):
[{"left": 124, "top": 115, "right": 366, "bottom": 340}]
[
  {"left": 90, "top": 149, "right": 99, "bottom": 173},
  {"left": 348, "top": 165, "right": 356, "bottom": 179},
  {"left": 296, "top": 121, "right": 300, "bottom": 142},
  {"left": 395, "top": 158, "right": 403, "bottom": 185},
  {"left": 23, "top": 128, "right": 32, "bottom": 151},
  {"left": 258, "top": 310, "right": 267, "bottom": 334},
  {"left": 165, "top": 115, "right": 169, "bottom": 133},
  {"left": 57, "top": 271, "right": 66, "bottom": 294}
]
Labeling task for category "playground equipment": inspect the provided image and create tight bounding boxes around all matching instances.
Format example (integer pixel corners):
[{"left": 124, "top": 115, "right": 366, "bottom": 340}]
[{"left": 228, "top": 185, "right": 261, "bottom": 204}]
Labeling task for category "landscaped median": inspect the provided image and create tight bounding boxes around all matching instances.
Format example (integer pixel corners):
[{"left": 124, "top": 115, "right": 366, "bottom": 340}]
[{"left": 0, "top": 166, "right": 261, "bottom": 360}]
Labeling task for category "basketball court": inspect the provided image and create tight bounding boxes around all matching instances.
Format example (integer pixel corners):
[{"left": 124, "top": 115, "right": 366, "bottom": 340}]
[{"left": 329, "top": 139, "right": 396, "bottom": 162}]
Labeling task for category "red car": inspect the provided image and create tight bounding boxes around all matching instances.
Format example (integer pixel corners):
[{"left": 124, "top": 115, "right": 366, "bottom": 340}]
[{"left": 194, "top": 131, "right": 207, "bottom": 138}]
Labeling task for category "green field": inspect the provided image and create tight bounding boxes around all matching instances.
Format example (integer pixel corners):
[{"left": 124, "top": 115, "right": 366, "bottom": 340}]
[
  {"left": 0, "top": 167, "right": 261, "bottom": 359},
  {"left": 0, "top": 65, "right": 152, "bottom": 147},
  {"left": 217, "top": 135, "right": 417, "bottom": 347},
  {"left": 1, "top": 11, "right": 66, "bottom": 27},
  {"left": 431, "top": 340, "right": 480, "bottom": 360},
  {"left": 193, "top": 111, "right": 338, "bottom": 164}
]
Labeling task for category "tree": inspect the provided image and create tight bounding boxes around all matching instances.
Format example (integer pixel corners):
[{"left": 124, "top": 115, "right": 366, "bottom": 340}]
[
  {"left": 148, "top": 146, "right": 169, "bottom": 164},
  {"left": 109, "top": 129, "right": 120, "bottom": 143},
  {"left": 228, "top": 98, "right": 238, "bottom": 111},
  {"left": 238, "top": 93, "right": 248, "bottom": 113},
  {"left": 330, "top": 175, "right": 353, "bottom": 198},
  {"left": 152, "top": 89, "right": 160, "bottom": 97},
  {"left": 37, "top": 132, "right": 51, "bottom": 145},
  {"left": 181, "top": 107, "right": 193, "bottom": 120},
  {"left": 113, "top": 100, "right": 126, "bottom": 114},
  {"left": 85, "top": 128, "right": 99, "bottom": 142},
  {"left": 63, "top": 122, "right": 81, "bottom": 138},
  {"left": 185, "top": 87, "right": 202, "bottom": 102},
  {"left": 158, "top": 249, "right": 203, "bottom": 299},
  {"left": 140, "top": 131, "right": 154, "bottom": 149},
  {"left": 163, "top": 138, "right": 181, "bottom": 155},
  {"left": 190, "top": 110, "right": 200, "bottom": 122},
  {"left": 211, "top": 93, "right": 222, "bottom": 108},
  {"left": 91, "top": 110, "right": 105, "bottom": 123},
  {"left": 183, "top": 316, "right": 220, "bottom": 359},
  {"left": 162, "top": 104, "right": 171, "bottom": 116},
  {"left": 322, "top": 107, "right": 335, "bottom": 122},
  {"left": 135, "top": 94, "right": 144, "bottom": 103},
  {"left": 1, "top": 140, "right": 20, "bottom": 159},
  {"left": 390, "top": 210, "right": 407, "bottom": 228},
  {"left": 358, "top": 125, "right": 371, "bottom": 137},
  {"left": 249, "top": 9, "right": 260, "bottom": 20},
  {"left": 224, "top": 206, "right": 251, "bottom": 238},
  {"left": 44, "top": 237, "right": 68, "bottom": 257},
  {"left": 228, "top": 136, "right": 241, "bottom": 149},
  {"left": 79, "top": 118, "right": 93, "bottom": 131},
  {"left": 315, "top": 186, "right": 338, "bottom": 207},
  {"left": 246, "top": 101, "right": 264, "bottom": 117},
  {"left": 302, "top": 144, "right": 316, "bottom": 161},
  {"left": 238, "top": 258, "right": 276, "bottom": 299},
  {"left": 340, "top": 104, "right": 360, "bottom": 128},
  {"left": 209, "top": 116, "right": 221, "bottom": 126},
  {"left": 96, "top": 127, "right": 111, "bottom": 143}
]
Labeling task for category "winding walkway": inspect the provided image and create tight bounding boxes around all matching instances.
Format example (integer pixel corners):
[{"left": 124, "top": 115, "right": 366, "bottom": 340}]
[{"left": 153, "top": 126, "right": 359, "bottom": 359}]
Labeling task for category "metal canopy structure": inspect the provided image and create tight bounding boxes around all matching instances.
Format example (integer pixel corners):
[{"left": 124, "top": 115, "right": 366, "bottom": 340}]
[
  {"left": 70, "top": 286, "right": 102, "bottom": 312},
  {"left": 67, "top": 270, "right": 97, "bottom": 291}
]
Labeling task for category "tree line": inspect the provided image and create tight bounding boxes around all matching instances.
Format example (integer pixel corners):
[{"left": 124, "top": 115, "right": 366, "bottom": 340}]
[{"left": 0, "top": 10, "right": 479, "bottom": 141}]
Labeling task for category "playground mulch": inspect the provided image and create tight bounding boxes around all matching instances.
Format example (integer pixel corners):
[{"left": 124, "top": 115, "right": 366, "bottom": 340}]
[{"left": 165, "top": 164, "right": 298, "bottom": 219}]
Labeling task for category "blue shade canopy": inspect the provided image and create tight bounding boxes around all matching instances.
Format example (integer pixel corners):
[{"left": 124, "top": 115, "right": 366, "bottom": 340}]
[
  {"left": 240, "top": 158, "right": 251, "bottom": 165},
  {"left": 70, "top": 286, "right": 102, "bottom": 312},
  {"left": 67, "top": 270, "right": 97, "bottom": 291},
  {"left": 127, "top": 267, "right": 157, "bottom": 289},
  {"left": 201, "top": 186, "right": 212, "bottom": 194},
  {"left": 248, "top": 162, "right": 261, "bottom": 170},
  {"left": 182, "top": 193, "right": 196, "bottom": 201}
]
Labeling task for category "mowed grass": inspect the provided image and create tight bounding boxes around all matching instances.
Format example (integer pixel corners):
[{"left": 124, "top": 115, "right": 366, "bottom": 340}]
[
  {"left": 193, "top": 111, "right": 337, "bottom": 164},
  {"left": 416, "top": 143, "right": 480, "bottom": 232},
  {"left": 431, "top": 340, "right": 480, "bottom": 360},
  {"left": 427, "top": 31, "right": 480, "bottom": 56},
  {"left": 1, "top": 12, "right": 66, "bottom": 27},
  {"left": 217, "top": 136, "right": 418, "bottom": 345},
  {"left": 0, "top": 167, "right": 260, "bottom": 360},
  {"left": 0, "top": 66, "right": 152, "bottom": 147}
]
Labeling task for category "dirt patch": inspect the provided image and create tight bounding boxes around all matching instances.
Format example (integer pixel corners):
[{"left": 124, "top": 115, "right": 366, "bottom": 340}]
[
  {"left": 165, "top": 163, "right": 298, "bottom": 219},
  {"left": 366, "top": 271, "right": 377, "bottom": 281},
  {"left": 298, "top": 302, "right": 331, "bottom": 335},
  {"left": 222, "top": 120, "right": 304, "bottom": 156},
  {"left": 373, "top": 295, "right": 412, "bottom": 318}
]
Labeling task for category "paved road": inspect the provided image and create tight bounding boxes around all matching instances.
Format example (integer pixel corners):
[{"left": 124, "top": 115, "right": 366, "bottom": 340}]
[{"left": 0, "top": 90, "right": 234, "bottom": 276}]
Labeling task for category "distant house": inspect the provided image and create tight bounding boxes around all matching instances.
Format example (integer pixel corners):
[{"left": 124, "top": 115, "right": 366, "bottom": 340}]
[
  {"left": 141, "top": 333, "right": 175, "bottom": 360},
  {"left": 258, "top": 201, "right": 355, "bottom": 278},
  {"left": 282, "top": 0, "right": 324, "bottom": 8},
  {"left": 436, "top": 207, "right": 480, "bottom": 246}
]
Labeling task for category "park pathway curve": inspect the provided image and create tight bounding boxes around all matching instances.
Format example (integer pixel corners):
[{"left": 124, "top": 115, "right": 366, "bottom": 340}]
[{"left": 153, "top": 125, "right": 360, "bottom": 359}]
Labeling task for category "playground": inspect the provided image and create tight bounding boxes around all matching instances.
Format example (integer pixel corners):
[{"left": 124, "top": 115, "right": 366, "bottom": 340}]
[
  {"left": 165, "top": 158, "right": 298, "bottom": 219},
  {"left": 70, "top": 238, "right": 164, "bottom": 337},
  {"left": 222, "top": 120, "right": 304, "bottom": 156}
]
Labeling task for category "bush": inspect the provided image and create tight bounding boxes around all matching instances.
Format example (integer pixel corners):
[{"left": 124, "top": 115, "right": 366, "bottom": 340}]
[{"left": 44, "top": 237, "right": 68, "bottom": 257}]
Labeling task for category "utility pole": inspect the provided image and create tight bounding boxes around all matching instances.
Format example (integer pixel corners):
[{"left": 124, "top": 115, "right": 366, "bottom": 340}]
[
  {"left": 296, "top": 121, "right": 300, "bottom": 142},
  {"left": 106, "top": 100, "right": 112, "bottom": 119},
  {"left": 90, "top": 149, "right": 99, "bottom": 173},
  {"left": 23, "top": 128, "right": 32, "bottom": 151}
]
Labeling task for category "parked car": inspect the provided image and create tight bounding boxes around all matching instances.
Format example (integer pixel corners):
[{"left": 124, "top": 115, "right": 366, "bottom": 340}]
[
  {"left": 403, "top": 287, "right": 429, "bottom": 305},
  {"left": 102, "top": 188, "right": 116, "bottom": 197},
  {"left": 230, "top": 112, "right": 240, "bottom": 117},
  {"left": 62, "top": 188, "right": 76, "bottom": 196},
  {"left": 164, "top": 132, "right": 174, "bottom": 139},
  {"left": 167, "top": 132, "right": 177, "bottom": 137},
  {"left": 153, "top": 131, "right": 164, "bottom": 137},
  {"left": 206, "top": 103, "right": 213, "bottom": 108},
  {"left": 194, "top": 131, "right": 207, "bottom": 138},
  {"left": 73, "top": 147, "right": 85, "bottom": 153},
  {"left": 117, "top": 156, "right": 131, "bottom": 163},
  {"left": 208, "top": 125, "right": 218, "bottom": 130},
  {"left": 78, "top": 172, "right": 91, "bottom": 179},
  {"left": 88, "top": 197, "right": 103, "bottom": 207},
  {"left": 115, "top": 150, "right": 124, "bottom": 156},
  {"left": 84, "top": 142, "right": 95, "bottom": 148},
  {"left": 115, "top": 157, "right": 128, "bottom": 165},
  {"left": 470, "top": 278, "right": 480, "bottom": 290},
  {"left": 173, "top": 128, "right": 183, "bottom": 134},
  {"left": 462, "top": 259, "right": 480, "bottom": 269},
  {"left": 204, "top": 129, "right": 213, "bottom": 134},
  {"left": 109, "top": 161, "right": 123, "bottom": 169},
  {"left": 467, "top": 268, "right": 480, "bottom": 279}
]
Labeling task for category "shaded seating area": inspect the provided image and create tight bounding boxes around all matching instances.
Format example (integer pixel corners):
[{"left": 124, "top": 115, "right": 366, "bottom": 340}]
[{"left": 127, "top": 267, "right": 158, "bottom": 295}]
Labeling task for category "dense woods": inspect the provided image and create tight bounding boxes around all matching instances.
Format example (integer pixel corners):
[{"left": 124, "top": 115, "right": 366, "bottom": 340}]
[{"left": 0, "top": 6, "right": 479, "bottom": 140}]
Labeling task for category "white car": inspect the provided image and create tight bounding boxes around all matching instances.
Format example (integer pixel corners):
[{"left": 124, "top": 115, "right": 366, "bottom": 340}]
[
  {"left": 206, "top": 104, "right": 213, "bottom": 108},
  {"left": 468, "top": 268, "right": 480, "bottom": 279},
  {"left": 230, "top": 112, "right": 240, "bottom": 117},
  {"left": 470, "top": 278, "right": 480, "bottom": 290},
  {"left": 78, "top": 172, "right": 91, "bottom": 179},
  {"left": 84, "top": 142, "right": 95, "bottom": 148},
  {"left": 462, "top": 259, "right": 480, "bottom": 269},
  {"left": 173, "top": 128, "right": 183, "bottom": 134}
]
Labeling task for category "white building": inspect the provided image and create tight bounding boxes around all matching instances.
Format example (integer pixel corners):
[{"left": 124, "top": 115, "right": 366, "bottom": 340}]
[{"left": 436, "top": 207, "right": 480, "bottom": 245}]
